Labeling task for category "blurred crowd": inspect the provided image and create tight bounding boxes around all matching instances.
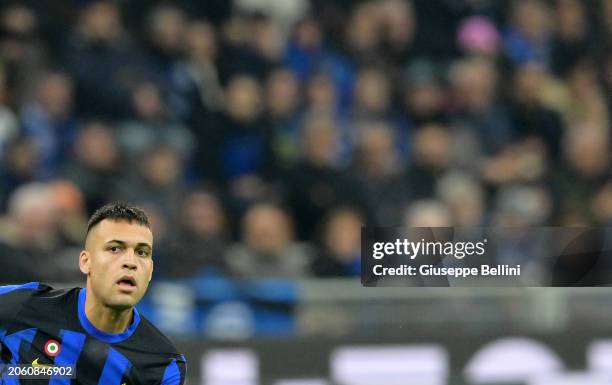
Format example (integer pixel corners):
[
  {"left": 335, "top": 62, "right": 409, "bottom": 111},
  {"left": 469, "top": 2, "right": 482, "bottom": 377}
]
[{"left": 0, "top": 0, "right": 611, "bottom": 283}]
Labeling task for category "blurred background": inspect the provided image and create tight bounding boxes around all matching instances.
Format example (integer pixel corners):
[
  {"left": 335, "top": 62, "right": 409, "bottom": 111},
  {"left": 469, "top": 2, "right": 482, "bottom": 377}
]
[{"left": 0, "top": 0, "right": 611, "bottom": 383}]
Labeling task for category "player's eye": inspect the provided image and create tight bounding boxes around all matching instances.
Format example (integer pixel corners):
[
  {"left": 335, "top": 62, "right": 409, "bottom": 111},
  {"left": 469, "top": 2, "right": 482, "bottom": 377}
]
[
  {"left": 136, "top": 249, "right": 150, "bottom": 257},
  {"left": 108, "top": 245, "right": 121, "bottom": 253}
]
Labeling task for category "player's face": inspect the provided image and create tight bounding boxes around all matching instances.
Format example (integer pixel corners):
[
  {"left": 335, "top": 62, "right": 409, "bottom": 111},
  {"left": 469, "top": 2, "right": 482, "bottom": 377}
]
[{"left": 80, "top": 219, "right": 154, "bottom": 309}]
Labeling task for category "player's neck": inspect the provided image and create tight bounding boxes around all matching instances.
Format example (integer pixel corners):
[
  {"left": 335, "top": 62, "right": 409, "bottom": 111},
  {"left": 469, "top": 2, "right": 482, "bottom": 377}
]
[{"left": 84, "top": 292, "right": 133, "bottom": 334}]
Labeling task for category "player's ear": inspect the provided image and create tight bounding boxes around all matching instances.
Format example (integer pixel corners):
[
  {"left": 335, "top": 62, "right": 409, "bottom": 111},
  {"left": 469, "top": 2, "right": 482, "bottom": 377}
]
[{"left": 79, "top": 250, "right": 91, "bottom": 275}]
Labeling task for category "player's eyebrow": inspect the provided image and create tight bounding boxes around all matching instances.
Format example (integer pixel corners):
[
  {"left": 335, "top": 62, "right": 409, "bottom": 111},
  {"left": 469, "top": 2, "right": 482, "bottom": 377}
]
[
  {"left": 135, "top": 243, "right": 152, "bottom": 250},
  {"left": 106, "top": 240, "right": 152, "bottom": 249}
]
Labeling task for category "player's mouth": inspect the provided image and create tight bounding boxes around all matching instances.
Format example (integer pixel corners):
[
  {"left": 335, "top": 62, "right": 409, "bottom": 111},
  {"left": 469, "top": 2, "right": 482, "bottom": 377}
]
[{"left": 116, "top": 275, "right": 137, "bottom": 293}]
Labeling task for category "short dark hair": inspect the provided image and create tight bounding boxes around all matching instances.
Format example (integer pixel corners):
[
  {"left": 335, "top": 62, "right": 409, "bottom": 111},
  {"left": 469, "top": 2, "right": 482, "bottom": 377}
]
[{"left": 87, "top": 202, "right": 150, "bottom": 234}]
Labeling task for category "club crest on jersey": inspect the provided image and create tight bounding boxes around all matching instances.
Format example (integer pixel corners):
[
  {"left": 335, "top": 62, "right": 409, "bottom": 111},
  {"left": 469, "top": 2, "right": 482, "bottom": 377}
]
[{"left": 44, "top": 340, "right": 61, "bottom": 357}]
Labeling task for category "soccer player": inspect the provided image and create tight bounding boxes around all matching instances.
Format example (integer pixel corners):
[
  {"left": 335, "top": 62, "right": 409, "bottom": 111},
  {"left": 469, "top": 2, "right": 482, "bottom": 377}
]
[{"left": 0, "top": 202, "right": 186, "bottom": 384}]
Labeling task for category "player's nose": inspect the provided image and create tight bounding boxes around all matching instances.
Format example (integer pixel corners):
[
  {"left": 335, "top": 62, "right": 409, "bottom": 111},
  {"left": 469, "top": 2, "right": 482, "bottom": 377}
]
[{"left": 122, "top": 248, "right": 138, "bottom": 270}]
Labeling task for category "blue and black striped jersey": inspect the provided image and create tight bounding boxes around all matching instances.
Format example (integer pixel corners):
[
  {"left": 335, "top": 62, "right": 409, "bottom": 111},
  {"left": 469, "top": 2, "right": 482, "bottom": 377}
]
[{"left": 0, "top": 283, "right": 186, "bottom": 385}]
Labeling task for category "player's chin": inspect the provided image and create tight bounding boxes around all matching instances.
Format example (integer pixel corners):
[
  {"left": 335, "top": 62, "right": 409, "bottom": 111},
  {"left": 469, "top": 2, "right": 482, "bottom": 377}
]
[
  {"left": 109, "top": 293, "right": 139, "bottom": 309},
  {"left": 111, "top": 287, "right": 143, "bottom": 307}
]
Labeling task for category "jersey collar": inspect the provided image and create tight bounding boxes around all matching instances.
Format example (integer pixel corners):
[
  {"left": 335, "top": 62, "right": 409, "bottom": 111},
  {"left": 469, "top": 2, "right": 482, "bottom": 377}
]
[{"left": 78, "top": 288, "right": 140, "bottom": 344}]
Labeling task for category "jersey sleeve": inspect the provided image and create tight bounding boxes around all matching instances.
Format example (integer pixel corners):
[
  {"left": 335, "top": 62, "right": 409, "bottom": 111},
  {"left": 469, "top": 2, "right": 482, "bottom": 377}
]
[
  {"left": 0, "top": 282, "right": 40, "bottom": 336},
  {"left": 160, "top": 355, "right": 187, "bottom": 385}
]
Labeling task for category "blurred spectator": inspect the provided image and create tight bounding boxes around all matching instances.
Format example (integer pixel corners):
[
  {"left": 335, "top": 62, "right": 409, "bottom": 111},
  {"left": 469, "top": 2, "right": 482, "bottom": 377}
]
[
  {"left": 437, "top": 170, "right": 485, "bottom": 227},
  {"left": 449, "top": 56, "right": 513, "bottom": 155},
  {"left": 249, "top": 13, "right": 285, "bottom": 65},
  {"left": 343, "top": 0, "right": 418, "bottom": 67},
  {"left": 401, "top": 198, "right": 454, "bottom": 287},
  {"left": 196, "top": 75, "right": 273, "bottom": 187},
  {"left": 403, "top": 199, "right": 453, "bottom": 227},
  {"left": 62, "top": 1, "right": 149, "bottom": 118},
  {"left": 136, "top": 201, "right": 172, "bottom": 278},
  {"left": 285, "top": 116, "right": 367, "bottom": 240},
  {"left": 225, "top": 203, "right": 312, "bottom": 277},
  {"left": 21, "top": 70, "right": 78, "bottom": 178},
  {"left": 564, "top": 58, "right": 609, "bottom": 130},
  {"left": 60, "top": 121, "right": 125, "bottom": 213},
  {"left": 503, "top": 0, "right": 554, "bottom": 67},
  {"left": 167, "top": 188, "right": 230, "bottom": 278},
  {"left": 145, "top": 5, "right": 186, "bottom": 77},
  {"left": 147, "top": 4, "right": 207, "bottom": 121},
  {"left": 564, "top": 122, "right": 609, "bottom": 180},
  {"left": 553, "top": 121, "right": 611, "bottom": 223},
  {"left": 120, "top": 144, "right": 187, "bottom": 221},
  {"left": 285, "top": 17, "right": 354, "bottom": 105},
  {"left": 492, "top": 184, "right": 552, "bottom": 227},
  {"left": 406, "top": 124, "right": 453, "bottom": 199},
  {"left": 49, "top": 179, "right": 87, "bottom": 247},
  {"left": 0, "top": 182, "right": 76, "bottom": 282},
  {"left": 304, "top": 71, "right": 340, "bottom": 118},
  {"left": 352, "top": 67, "right": 391, "bottom": 121},
  {"left": 352, "top": 122, "right": 410, "bottom": 225},
  {"left": 351, "top": 66, "right": 409, "bottom": 155},
  {"left": 216, "top": 14, "right": 272, "bottom": 80},
  {"left": 116, "top": 80, "right": 194, "bottom": 162},
  {"left": 174, "top": 20, "right": 224, "bottom": 121},
  {"left": 509, "top": 62, "right": 564, "bottom": 158},
  {"left": 344, "top": 1, "right": 383, "bottom": 66},
  {"left": 0, "top": 4, "right": 47, "bottom": 105},
  {"left": 285, "top": 17, "right": 321, "bottom": 80},
  {"left": 48, "top": 179, "right": 87, "bottom": 281},
  {"left": 311, "top": 207, "right": 363, "bottom": 277},
  {"left": 551, "top": 0, "right": 594, "bottom": 76},
  {"left": 302, "top": 70, "right": 353, "bottom": 161},
  {"left": 491, "top": 185, "right": 553, "bottom": 270},
  {"left": 402, "top": 59, "right": 447, "bottom": 127},
  {"left": 265, "top": 67, "right": 302, "bottom": 168},
  {"left": 379, "top": 0, "right": 417, "bottom": 66},
  {"left": 0, "top": 137, "right": 40, "bottom": 210}
]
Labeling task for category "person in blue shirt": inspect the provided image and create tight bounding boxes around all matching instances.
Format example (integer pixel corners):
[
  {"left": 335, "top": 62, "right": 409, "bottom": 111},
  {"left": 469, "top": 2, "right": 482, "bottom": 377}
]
[{"left": 0, "top": 202, "right": 186, "bottom": 384}]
